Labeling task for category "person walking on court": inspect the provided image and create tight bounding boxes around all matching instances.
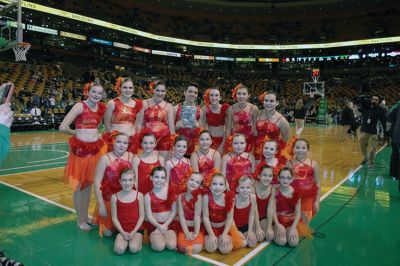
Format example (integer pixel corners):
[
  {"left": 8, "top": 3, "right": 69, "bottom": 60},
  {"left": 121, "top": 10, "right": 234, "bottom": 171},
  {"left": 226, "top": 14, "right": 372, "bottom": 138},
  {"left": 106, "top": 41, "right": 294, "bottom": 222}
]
[{"left": 386, "top": 94, "right": 400, "bottom": 187}]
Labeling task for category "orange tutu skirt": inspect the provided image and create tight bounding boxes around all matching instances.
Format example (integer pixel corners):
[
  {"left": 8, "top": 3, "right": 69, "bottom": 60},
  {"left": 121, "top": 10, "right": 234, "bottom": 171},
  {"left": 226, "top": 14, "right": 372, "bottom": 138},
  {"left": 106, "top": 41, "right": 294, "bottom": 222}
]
[
  {"left": 177, "top": 228, "right": 204, "bottom": 255},
  {"left": 63, "top": 136, "right": 106, "bottom": 191},
  {"left": 210, "top": 223, "right": 244, "bottom": 250},
  {"left": 91, "top": 201, "right": 115, "bottom": 237}
]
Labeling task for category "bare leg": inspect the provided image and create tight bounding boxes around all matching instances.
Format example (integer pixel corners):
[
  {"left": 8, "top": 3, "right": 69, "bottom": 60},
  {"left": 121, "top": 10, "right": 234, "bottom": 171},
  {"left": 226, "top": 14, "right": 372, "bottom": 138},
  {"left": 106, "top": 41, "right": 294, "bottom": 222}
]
[
  {"left": 129, "top": 233, "right": 143, "bottom": 254},
  {"left": 114, "top": 234, "right": 128, "bottom": 255},
  {"left": 150, "top": 230, "right": 166, "bottom": 252},
  {"left": 165, "top": 230, "right": 177, "bottom": 250}
]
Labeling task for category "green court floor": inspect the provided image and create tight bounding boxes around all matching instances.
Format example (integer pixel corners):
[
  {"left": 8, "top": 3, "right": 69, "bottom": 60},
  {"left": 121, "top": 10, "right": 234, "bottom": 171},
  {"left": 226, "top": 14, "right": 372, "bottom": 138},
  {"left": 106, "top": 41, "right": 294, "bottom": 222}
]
[{"left": 0, "top": 147, "right": 399, "bottom": 265}]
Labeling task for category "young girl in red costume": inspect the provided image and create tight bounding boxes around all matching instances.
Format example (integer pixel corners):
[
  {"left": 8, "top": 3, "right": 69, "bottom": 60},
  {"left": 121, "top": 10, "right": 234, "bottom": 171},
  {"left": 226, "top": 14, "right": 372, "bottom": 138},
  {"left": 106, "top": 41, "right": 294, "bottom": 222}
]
[
  {"left": 221, "top": 133, "right": 255, "bottom": 190},
  {"left": 111, "top": 168, "right": 144, "bottom": 255},
  {"left": 60, "top": 82, "right": 107, "bottom": 231},
  {"left": 93, "top": 133, "right": 133, "bottom": 237},
  {"left": 137, "top": 80, "right": 175, "bottom": 160},
  {"left": 144, "top": 166, "right": 177, "bottom": 252},
  {"left": 233, "top": 176, "right": 258, "bottom": 248},
  {"left": 133, "top": 133, "right": 165, "bottom": 196},
  {"left": 201, "top": 87, "right": 229, "bottom": 153},
  {"left": 253, "top": 165, "right": 274, "bottom": 242},
  {"left": 287, "top": 138, "right": 320, "bottom": 223},
  {"left": 174, "top": 83, "right": 204, "bottom": 157},
  {"left": 226, "top": 84, "right": 258, "bottom": 152},
  {"left": 255, "top": 92, "right": 290, "bottom": 163},
  {"left": 267, "top": 167, "right": 301, "bottom": 247},
  {"left": 177, "top": 172, "right": 204, "bottom": 254},
  {"left": 254, "top": 139, "right": 286, "bottom": 185},
  {"left": 165, "top": 135, "right": 192, "bottom": 196},
  {"left": 203, "top": 174, "right": 244, "bottom": 254},
  {"left": 103, "top": 77, "right": 142, "bottom": 154},
  {"left": 190, "top": 130, "right": 221, "bottom": 189}
]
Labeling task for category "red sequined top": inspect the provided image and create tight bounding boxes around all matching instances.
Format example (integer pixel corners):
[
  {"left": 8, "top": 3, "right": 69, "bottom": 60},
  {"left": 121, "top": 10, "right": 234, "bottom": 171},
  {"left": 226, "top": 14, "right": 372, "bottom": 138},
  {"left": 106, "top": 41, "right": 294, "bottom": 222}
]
[
  {"left": 275, "top": 188, "right": 300, "bottom": 228},
  {"left": 117, "top": 193, "right": 140, "bottom": 232},
  {"left": 290, "top": 160, "right": 318, "bottom": 198},
  {"left": 181, "top": 194, "right": 195, "bottom": 221},
  {"left": 75, "top": 102, "right": 106, "bottom": 129},
  {"left": 232, "top": 105, "right": 254, "bottom": 136},
  {"left": 169, "top": 158, "right": 191, "bottom": 195},
  {"left": 226, "top": 153, "right": 252, "bottom": 188},
  {"left": 149, "top": 191, "right": 171, "bottom": 213},
  {"left": 111, "top": 98, "right": 143, "bottom": 124},
  {"left": 256, "top": 114, "right": 283, "bottom": 141},
  {"left": 208, "top": 193, "right": 227, "bottom": 223},
  {"left": 234, "top": 197, "right": 251, "bottom": 228},
  {"left": 196, "top": 150, "right": 216, "bottom": 177},
  {"left": 137, "top": 158, "right": 161, "bottom": 196},
  {"left": 206, "top": 103, "right": 229, "bottom": 127},
  {"left": 100, "top": 153, "right": 132, "bottom": 201},
  {"left": 256, "top": 193, "right": 270, "bottom": 220},
  {"left": 143, "top": 102, "right": 169, "bottom": 132}
]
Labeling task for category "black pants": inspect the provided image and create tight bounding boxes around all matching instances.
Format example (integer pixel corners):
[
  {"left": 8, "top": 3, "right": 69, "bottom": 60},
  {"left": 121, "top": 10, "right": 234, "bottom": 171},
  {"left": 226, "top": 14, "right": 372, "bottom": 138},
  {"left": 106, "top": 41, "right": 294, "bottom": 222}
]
[{"left": 390, "top": 143, "right": 399, "bottom": 179}]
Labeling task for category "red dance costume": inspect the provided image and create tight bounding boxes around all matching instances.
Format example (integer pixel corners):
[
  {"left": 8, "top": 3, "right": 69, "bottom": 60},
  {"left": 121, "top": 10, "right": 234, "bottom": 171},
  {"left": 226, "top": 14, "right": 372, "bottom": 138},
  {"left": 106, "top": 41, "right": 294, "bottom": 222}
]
[
  {"left": 226, "top": 153, "right": 252, "bottom": 189},
  {"left": 143, "top": 191, "right": 175, "bottom": 233},
  {"left": 195, "top": 150, "right": 217, "bottom": 188},
  {"left": 169, "top": 157, "right": 191, "bottom": 196},
  {"left": 275, "top": 188, "right": 300, "bottom": 228},
  {"left": 233, "top": 197, "right": 251, "bottom": 231},
  {"left": 116, "top": 193, "right": 140, "bottom": 233},
  {"left": 107, "top": 98, "right": 143, "bottom": 153},
  {"left": 256, "top": 192, "right": 271, "bottom": 220},
  {"left": 208, "top": 193, "right": 229, "bottom": 237},
  {"left": 254, "top": 114, "right": 287, "bottom": 161},
  {"left": 175, "top": 104, "right": 202, "bottom": 155},
  {"left": 205, "top": 103, "right": 229, "bottom": 150},
  {"left": 64, "top": 101, "right": 106, "bottom": 191},
  {"left": 290, "top": 160, "right": 318, "bottom": 221},
  {"left": 177, "top": 193, "right": 205, "bottom": 253},
  {"left": 93, "top": 153, "right": 132, "bottom": 235},
  {"left": 143, "top": 101, "right": 171, "bottom": 151},
  {"left": 232, "top": 105, "right": 255, "bottom": 152},
  {"left": 137, "top": 157, "right": 161, "bottom": 196}
]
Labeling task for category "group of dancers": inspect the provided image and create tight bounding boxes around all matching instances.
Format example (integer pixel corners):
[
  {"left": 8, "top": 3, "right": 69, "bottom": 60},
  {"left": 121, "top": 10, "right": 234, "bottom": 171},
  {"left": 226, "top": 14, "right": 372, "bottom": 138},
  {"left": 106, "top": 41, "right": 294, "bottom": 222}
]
[{"left": 59, "top": 77, "right": 321, "bottom": 255}]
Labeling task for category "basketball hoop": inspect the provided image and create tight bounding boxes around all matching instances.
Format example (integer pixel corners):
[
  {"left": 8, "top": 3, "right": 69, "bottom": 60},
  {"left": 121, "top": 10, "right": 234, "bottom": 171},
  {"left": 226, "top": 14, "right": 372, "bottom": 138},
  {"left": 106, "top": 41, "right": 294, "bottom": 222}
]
[{"left": 13, "top": 42, "right": 30, "bottom": 61}]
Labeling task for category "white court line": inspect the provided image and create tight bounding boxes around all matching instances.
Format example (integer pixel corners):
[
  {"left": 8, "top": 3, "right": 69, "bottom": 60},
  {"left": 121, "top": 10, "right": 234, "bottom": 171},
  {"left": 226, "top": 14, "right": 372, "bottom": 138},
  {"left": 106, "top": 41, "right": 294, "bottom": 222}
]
[
  {"left": 192, "top": 254, "right": 230, "bottom": 266},
  {"left": 0, "top": 166, "right": 64, "bottom": 176},
  {"left": 0, "top": 180, "right": 75, "bottom": 213},
  {"left": 28, "top": 150, "right": 69, "bottom": 163},
  {"left": 0, "top": 161, "right": 66, "bottom": 172}
]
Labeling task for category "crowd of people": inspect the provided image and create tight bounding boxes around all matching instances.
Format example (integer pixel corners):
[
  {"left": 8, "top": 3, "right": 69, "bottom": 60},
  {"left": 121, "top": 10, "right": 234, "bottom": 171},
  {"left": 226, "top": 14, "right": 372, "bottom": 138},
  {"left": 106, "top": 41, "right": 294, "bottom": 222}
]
[{"left": 59, "top": 78, "right": 321, "bottom": 255}]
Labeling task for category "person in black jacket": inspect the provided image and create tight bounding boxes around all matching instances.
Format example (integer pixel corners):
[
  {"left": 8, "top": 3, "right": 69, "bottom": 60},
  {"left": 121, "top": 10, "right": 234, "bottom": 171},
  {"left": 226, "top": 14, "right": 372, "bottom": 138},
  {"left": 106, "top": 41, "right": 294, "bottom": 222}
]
[
  {"left": 386, "top": 95, "right": 400, "bottom": 185},
  {"left": 340, "top": 101, "right": 355, "bottom": 140},
  {"left": 358, "top": 94, "right": 386, "bottom": 169}
]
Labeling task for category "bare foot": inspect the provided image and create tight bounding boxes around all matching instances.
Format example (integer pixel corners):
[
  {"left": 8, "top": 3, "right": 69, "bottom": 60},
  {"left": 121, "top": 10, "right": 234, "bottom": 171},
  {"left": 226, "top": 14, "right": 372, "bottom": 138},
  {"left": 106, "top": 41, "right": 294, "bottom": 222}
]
[{"left": 77, "top": 223, "right": 92, "bottom": 232}]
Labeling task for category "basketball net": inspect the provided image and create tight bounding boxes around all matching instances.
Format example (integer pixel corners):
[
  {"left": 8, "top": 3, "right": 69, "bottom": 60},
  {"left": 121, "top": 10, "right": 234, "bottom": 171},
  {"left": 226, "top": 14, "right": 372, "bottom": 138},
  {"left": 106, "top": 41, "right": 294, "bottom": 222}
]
[{"left": 13, "top": 42, "right": 30, "bottom": 61}]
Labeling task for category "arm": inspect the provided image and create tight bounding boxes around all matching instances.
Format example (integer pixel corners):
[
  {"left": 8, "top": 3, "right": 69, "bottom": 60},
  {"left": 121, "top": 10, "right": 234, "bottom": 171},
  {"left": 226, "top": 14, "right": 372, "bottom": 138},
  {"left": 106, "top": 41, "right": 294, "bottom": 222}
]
[
  {"left": 158, "top": 154, "right": 165, "bottom": 166},
  {"left": 162, "top": 201, "right": 178, "bottom": 228},
  {"left": 222, "top": 202, "right": 234, "bottom": 236},
  {"left": 59, "top": 103, "right": 83, "bottom": 135},
  {"left": 201, "top": 106, "right": 208, "bottom": 129},
  {"left": 198, "top": 107, "right": 205, "bottom": 129},
  {"left": 312, "top": 160, "right": 321, "bottom": 213},
  {"left": 178, "top": 195, "right": 191, "bottom": 238},
  {"left": 193, "top": 195, "right": 203, "bottom": 236},
  {"left": 167, "top": 103, "right": 176, "bottom": 135},
  {"left": 132, "top": 156, "right": 140, "bottom": 190},
  {"left": 251, "top": 104, "right": 259, "bottom": 137},
  {"left": 93, "top": 156, "right": 108, "bottom": 217},
  {"left": 225, "top": 106, "right": 233, "bottom": 136},
  {"left": 202, "top": 195, "right": 215, "bottom": 237},
  {"left": 190, "top": 152, "right": 199, "bottom": 172},
  {"left": 103, "top": 100, "right": 114, "bottom": 131},
  {"left": 279, "top": 116, "right": 291, "bottom": 142},
  {"left": 246, "top": 194, "right": 258, "bottom": 245},
  {"left": 221, "top": 154, "right": 228, "bottom": 177},
  {"left": 165, "top": 160, "right": 173, "bottom": 182},
  {"left": 290, "top": 198, "right": 302, "bottom": 229},
  {"left": 213, "top": 151, "right": 222, "bottom": 171},
  {"left": 144, "top": 193, "right": 162, "bottom": 229},
  {"left": 266, "top": 188, "right": 278, "bottom": 239},
  {"left": 248, "top": 153, "right": 256, "bottom": 174},
  {"left": 136, "top": 100, "right": 146, "bottom": 133},
  {"left": 130, "top": 193, "right": 145, "bottom": 236}
]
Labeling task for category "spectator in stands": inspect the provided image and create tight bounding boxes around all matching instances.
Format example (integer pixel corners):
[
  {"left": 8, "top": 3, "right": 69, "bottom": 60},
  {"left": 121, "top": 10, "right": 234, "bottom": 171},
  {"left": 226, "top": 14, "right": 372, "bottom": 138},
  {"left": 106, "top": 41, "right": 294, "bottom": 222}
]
[
  {"left": 49, "top": 96, "right": 56, "bottom": 113},
  {"left": 358, "top": 94, "right": 386, "bottom": 169},
  {"left": 387, "top": 94, "right": 400, "bottom": 183}
]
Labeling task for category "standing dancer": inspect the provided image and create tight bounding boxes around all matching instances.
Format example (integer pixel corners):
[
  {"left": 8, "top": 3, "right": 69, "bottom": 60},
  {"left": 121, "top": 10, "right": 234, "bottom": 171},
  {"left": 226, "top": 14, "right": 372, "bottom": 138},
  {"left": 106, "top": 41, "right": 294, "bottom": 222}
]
[
  {"left": 174, "top": 83, "right": 204, "bottom": 157},
  {"left": 60, "top": 82, "right": 106, "bottom": 231},
  {"left": 190, "top": 130, "right": 221, "bottom": 189},
  {"left": 255, "top": 92, "right": 290, "bottom": 163},
  {"left": 133, "top": 133, "right": 164, "bottom": 196},
  {"left": 226, "top": 84, "right": 258, "bottom": 152},
  {"left": 202, "top": 88, "right": 229, "bottom": 153},
  {"left": 138, "top": 80, "right": 175, "bottom": 160},
  {"left": 93, "top": 133, "right": 133, "bottom": 237},
  {"left": 287, "top": 138, "right": 320, "bottom": 223},
  {"left": 104, "top": 77, "right": 142, "bottom": 154}
]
